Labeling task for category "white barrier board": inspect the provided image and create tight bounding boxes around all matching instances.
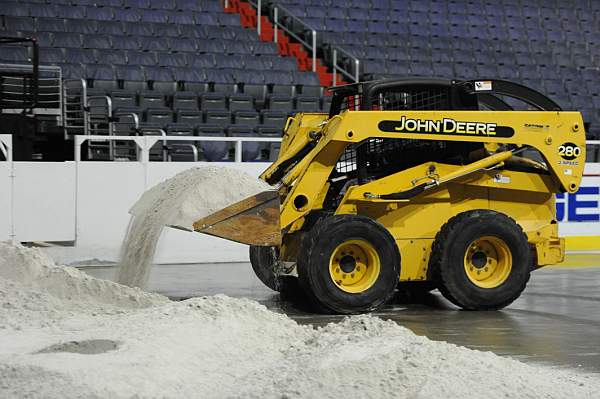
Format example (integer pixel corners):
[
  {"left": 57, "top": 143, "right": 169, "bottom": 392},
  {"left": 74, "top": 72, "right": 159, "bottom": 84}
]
[{"left": 1, "top": 161, "right": 599, "bottom": 264}]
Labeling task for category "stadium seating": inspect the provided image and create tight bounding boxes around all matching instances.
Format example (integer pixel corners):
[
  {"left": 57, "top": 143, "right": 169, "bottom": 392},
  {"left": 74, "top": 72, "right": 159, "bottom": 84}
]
[
  {"left": 272, "top": 0, "right": 600, "bottom": 131},
  {"left": 0, "top": 0, "right": 326, "bottom": 160},
  {"left": 1, "top": 0, "right": 599, "bottom": 160}
]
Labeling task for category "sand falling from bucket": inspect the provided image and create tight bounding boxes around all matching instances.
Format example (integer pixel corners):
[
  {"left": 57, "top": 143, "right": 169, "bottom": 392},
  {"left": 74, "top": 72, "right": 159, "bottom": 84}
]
[{"left": 116, "top": 166, "right": 271, "bottom": 288}]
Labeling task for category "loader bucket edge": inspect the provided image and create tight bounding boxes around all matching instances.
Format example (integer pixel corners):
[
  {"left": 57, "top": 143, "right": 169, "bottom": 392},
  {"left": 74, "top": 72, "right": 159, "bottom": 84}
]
[{"left": 192, "top": 190, "right": 281, "bottom": 246}]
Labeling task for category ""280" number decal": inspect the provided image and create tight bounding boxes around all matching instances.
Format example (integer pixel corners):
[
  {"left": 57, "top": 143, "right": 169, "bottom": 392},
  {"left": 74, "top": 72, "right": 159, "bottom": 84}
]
[{"left": 558, "top": 142, "right": 581, "bottom": 160}]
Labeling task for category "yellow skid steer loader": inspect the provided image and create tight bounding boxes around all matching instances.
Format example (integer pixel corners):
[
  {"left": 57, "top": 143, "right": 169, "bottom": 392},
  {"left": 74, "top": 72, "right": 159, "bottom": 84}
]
[{"left": 191, "top": 78, "right": 585, "bottom": 314}]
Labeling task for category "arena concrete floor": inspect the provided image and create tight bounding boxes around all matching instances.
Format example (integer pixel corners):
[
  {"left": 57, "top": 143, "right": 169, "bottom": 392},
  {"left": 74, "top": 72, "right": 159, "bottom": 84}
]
[{"left": 84, "top": 253, "right": 600, "bottom": 373}]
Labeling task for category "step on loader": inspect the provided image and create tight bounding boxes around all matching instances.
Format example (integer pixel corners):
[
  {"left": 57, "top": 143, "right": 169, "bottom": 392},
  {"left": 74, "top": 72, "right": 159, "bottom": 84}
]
[{"left": 183, "top": 78, "right": 586, "bottom": 314}]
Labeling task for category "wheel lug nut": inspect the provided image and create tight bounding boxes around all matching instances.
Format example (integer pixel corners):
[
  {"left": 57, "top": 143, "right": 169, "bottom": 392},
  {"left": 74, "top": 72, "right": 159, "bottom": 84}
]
[
  {"left": 351, "top": 273, "right": 355, "bottom": 278},
  {"left": 484, "top": 267, "right": 488, "bottom": 272},
  {"left": 356, "top": 266, "right": 361, "bottom": 271},
  {"left": 342, "top": 274, "right": 346, "bottom": 279},
  {"left": 336, "top": 268, "right": 340, "bottom": 273}
]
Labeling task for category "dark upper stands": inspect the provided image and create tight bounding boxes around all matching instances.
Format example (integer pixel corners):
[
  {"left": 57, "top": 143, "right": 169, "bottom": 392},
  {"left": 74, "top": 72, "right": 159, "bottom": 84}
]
[
  {"left": 0, "top": 0, "right": 325, "bottom": 156},
  {"left": 1, "top": 0, "right": 600, "bottom": 147},
  {"left": 274, "top": 0, "right": 600, "bottom": 135}
]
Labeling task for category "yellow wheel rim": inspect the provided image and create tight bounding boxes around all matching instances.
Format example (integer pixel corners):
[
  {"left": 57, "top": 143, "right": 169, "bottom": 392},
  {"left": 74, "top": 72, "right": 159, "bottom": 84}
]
[
  {"left": 464, "top": 236, "right": 512, "bottom": 289},
  {"left": 329, "top": 239, "right": 381, "bottom": 294}
]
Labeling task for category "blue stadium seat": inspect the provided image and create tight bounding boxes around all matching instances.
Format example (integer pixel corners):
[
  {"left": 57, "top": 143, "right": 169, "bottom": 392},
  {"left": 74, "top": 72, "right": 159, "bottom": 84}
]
[
  {"left": 194, "top": 12, "right": 218, "bottom": 25},
  {"left": 1, "top": 2, "right": 30, "bottom": 17},
  {"left": 295, "top": 96, "right": 320, "bottom": 112},
  {"left": 199, "top": 0, "right": 221, "bottom": 13},
  {"left": 140, "top": 9, "right": 170, "bottom": 23},
  {"left": 111, "top": 36, "right": 140, "bottom": 50},
  {"left": 139, "top": 36, "right": 170, "bottom": 51},
  {"left": 126, "top": 51, "right": 156, "bottom": 66},
  {"left": 188, "top": 53, "right": 216, "bottom": 69},
  {"left": 242, "top": 83, "right": 267, "bottom": 104},
  {"left": 59, "top": 63, "right": 86, "bottom": 79},
  {"left": 205, "top": 69, "right": 235, "bottom": 93},
  {"left": 82, "top": 35, "right": 112, "bottom": 49},
  {"left": 139, "top": 90, "right": 166, "bottom": 109},
  {"left": 64, "top": 48, "right": 97, "bottom": 64},
  {"left": 218, "top": 13, "right": 239, "bottom": 26},
  {"left": 259, "top": 110, "right": 287, "bottom": 130},
  {"left": 115, "top": 8, "right": 141, "bottom": 22},
  {"left": 4, "top": 16, "right": 35, "bottom": 31},
  {"left": 205, "top": 110, "right": 231, "bottom": 128},
  {"left": 228, "top": 94, "right": 254, "bottom": 112},
  {"left": 30, "top": 4, "right": 58, "bottom": 18},
  {"left": 115, "top": 65, "right": 146, "bottom": 90},
  {"left": 123, "top": 21, "right": 153, "bottom": 37},
  {"left": 214, "top": 54, "right": 246, "bottom": 69},
  {"left": 195, "top": 126, "right": 228, "bottom": 161},
  {"left": 170, "top": 12, "right": 195, "bottom": 25},
  {"left": 176, "top": 110, "right": 203, "bottom": 126},
  {"left": 200, "top": 93, "right": 227, "bottom": 111},
  {"left": 96, "top": 21, "right": 124, "bottom": 36},
  {"left": 227, "top": 127, "right": 261, "bottom": 161},
  {"left": 179, "top": 24, "right": 205, "bottom": 39},
  {"left": 65, "top": 19, "right": 97, "bottom": 34},
  {"left": 0, "top": 46, "right": 29, "bottom": 62},
  {"left": 36, "top": 17, "right": 64, "bottom": 32},
  {"left": 172, "top": 68, "right": 204, "bottom": 86},
  {"left": 53, "top": 32, "right": 82, "bottom": 48},
  {"left": 144, "top": 66, "right": 175, "bottom": 93},
  {"left": 231, "top": 108, "right": 258, "bottom": 125},
  {"left": 158, "top": 53, "right": 187, "bottom": 68},
  {"left": 126, "top": 0, "right": 151, "bottom": 8},
  {"left": 151, "top": 0, "right": 176, "bottom": 10},
  {"left": 197, "top": 40, "right": 225, "bottom": 54},
  {"left": 172, "top": 92, "right": 199, "bottom": 110},
  {"left": 144, "top": 109, "right": 173, "bottom": 129},
  {"left": 86, "top": 64, "right": 116, "bottom": 90},
  {"left": 110, "top": 90, "right": 137, "bottom": 109},
  {"left": 38, "top": 48, "right": 63, "bottom": 64},
  {"left": 85, "top": 6, "right": 114, "bottom": 21},
  {"left": 56, "top": 6, "right": 85, "bottom": 19}
]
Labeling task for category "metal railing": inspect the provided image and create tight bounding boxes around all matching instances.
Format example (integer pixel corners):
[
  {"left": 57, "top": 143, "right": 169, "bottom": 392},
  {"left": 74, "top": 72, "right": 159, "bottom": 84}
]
[
  {"left": 332, "top": 47, "right": 360, "bottom": 86},
  {"left": 0, "top": 62, "right": 63, "bottom": 121},
  {"left": 74, "top": 135, "right": 282, "bottom": 163},
  {"left": 272, "top": 3, "right": 317, "bottom": 72},
  {"left": 63, "top": 78, "right": 88, "bottom": 138},
  {"left": 244, "top": 0, "right": 318, "bottom": 72}
]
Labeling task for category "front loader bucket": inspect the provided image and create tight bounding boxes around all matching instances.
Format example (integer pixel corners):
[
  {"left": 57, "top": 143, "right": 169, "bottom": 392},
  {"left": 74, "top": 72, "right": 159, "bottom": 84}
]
[{"left": 191, "top": 190, "right": 281, "bottom": 246}]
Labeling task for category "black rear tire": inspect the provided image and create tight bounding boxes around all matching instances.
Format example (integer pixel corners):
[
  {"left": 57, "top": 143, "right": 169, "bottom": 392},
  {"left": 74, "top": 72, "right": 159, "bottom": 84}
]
[
  {"left": 297, "top": 215, "right": 400, "bottom": 314},
  {"left": 429, "top": 210, "right": 531, "bottom": 310},
  {"left": 249, "top": 245, "right": 280, "bottom": 292}
]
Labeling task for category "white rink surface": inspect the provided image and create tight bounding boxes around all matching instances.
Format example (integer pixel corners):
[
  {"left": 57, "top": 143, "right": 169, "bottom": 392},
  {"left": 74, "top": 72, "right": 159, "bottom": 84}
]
[{"left": 2, "top": 242, "right": 600, "bottom": 399}]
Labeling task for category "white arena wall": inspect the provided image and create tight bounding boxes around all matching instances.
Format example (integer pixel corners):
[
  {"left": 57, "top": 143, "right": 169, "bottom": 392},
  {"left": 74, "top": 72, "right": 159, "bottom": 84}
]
[{"left": 1, "top": 134, "right": 599, "bottom": 265}]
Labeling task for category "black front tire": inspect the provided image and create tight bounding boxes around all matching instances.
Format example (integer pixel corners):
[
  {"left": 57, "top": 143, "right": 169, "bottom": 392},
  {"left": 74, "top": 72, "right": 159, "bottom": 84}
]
[
  {"left": 429, "top": 210, "right": 531, "bottom": 310},
  {"left": 297, "top": 215, "right": 400, "bottom": 314}
]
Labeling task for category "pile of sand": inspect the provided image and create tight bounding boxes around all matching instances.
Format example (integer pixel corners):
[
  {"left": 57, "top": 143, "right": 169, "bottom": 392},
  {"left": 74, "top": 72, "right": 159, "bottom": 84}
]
[
  {"left": 1, "top": 241, "right": 599, "bottom": 398},
  {"left": 117, "top": 166, "right": 271, "bottom": 288}
]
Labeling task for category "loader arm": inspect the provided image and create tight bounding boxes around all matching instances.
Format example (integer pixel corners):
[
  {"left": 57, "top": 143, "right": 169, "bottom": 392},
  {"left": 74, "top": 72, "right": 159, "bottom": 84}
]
[{"left": 279, "top": 110, "right": 585, "bottom": 231}]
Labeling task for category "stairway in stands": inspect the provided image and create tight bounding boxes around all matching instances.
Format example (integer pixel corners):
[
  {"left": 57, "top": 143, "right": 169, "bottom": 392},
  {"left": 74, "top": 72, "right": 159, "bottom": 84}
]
[{"left": 224, "top": 0, "right": 345, "bottom": 87}]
